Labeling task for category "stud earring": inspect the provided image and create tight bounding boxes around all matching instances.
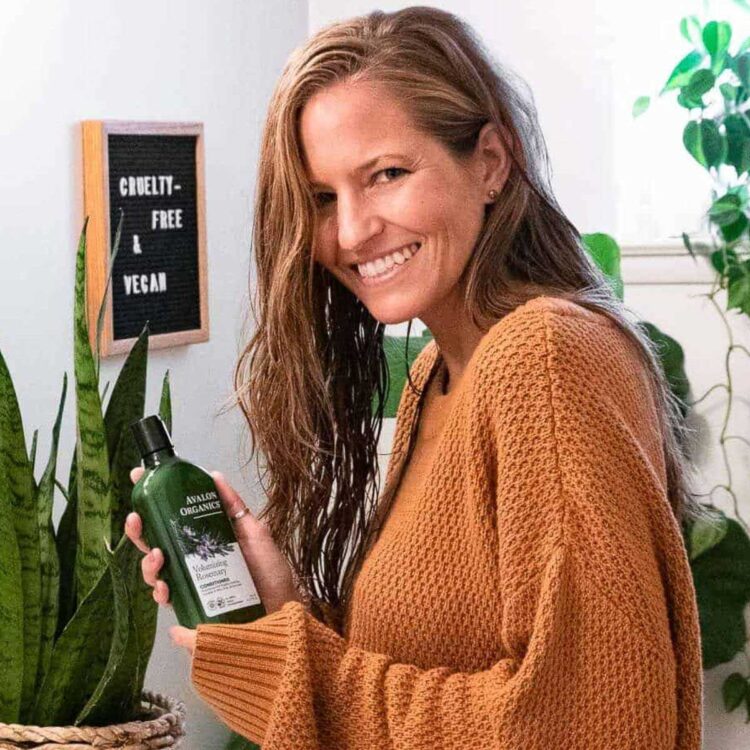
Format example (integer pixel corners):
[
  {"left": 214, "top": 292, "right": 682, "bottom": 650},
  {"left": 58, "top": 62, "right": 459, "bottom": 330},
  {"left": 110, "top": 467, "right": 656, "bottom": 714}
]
[{"left": 488, "top": 188, "right": 498, "bottom": 201}]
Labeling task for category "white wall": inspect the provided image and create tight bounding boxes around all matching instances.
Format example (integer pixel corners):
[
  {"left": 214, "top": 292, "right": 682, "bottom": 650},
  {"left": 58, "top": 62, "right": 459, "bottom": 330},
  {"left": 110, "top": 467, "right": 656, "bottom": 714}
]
[{"left": 0, "top": 1, "right": 307, "bottom": 748}]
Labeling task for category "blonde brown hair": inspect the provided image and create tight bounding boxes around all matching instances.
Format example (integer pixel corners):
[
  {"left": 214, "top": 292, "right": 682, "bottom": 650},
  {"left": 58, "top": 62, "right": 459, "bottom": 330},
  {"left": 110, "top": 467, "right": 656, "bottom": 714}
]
[{"left": 233, "top": 6, "right": 707, "bottom": 632}]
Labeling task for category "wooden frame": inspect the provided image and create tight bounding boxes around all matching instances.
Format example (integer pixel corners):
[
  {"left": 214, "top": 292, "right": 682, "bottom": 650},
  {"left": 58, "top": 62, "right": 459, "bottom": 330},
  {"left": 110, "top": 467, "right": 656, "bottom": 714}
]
[{"left": 81, "top": 120, "right": 209, "bottom": 357}]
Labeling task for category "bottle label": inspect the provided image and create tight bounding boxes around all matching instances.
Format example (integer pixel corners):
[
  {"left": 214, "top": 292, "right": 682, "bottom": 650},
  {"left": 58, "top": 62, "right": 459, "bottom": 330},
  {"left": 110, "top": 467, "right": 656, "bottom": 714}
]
[{"left": 170, "top": 490, "right": 261, "bottom": 617}]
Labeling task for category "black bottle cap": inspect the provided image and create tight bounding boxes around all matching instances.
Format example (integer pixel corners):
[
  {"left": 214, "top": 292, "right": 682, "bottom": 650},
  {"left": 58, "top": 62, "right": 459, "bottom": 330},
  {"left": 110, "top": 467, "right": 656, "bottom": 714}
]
[{"left": 130, "top": 415, "right": 174, "bottom": 458}]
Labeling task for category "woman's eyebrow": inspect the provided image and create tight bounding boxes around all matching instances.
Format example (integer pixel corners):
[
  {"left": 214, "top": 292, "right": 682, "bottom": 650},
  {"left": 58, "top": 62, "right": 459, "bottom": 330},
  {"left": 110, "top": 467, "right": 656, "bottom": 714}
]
[{"left": 310, "top": 152, "right": 410, "bottom": 187}]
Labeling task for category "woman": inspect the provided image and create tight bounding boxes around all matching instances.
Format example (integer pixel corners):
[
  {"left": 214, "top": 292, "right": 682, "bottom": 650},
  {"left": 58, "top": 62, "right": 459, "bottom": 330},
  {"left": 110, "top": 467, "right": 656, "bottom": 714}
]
[{"left": 126, "top": 7, "right": 705, "bottom": 749}]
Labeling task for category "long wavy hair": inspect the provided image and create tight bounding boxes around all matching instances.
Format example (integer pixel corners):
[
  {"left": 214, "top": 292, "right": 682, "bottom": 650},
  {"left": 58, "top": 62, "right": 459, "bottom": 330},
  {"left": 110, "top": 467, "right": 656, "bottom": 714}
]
[{"left": 232, "top": 5, "right": 709, "bottom": 633}]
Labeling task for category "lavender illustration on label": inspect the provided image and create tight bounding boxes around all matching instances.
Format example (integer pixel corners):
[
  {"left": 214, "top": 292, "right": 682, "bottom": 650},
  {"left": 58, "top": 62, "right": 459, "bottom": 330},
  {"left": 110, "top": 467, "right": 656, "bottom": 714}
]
[{"left": 169, "top": 518, "right": 233, "bottom": 561}]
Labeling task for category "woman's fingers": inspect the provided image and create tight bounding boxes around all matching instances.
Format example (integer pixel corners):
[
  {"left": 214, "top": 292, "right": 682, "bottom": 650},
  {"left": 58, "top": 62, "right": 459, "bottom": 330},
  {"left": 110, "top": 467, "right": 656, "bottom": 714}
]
[
  {"left": 124, "top": 512, "right": 151, "bottom": 555},
  {"left": 153, "top": 579, "right": 171, "bottom": 605},
  {"left": 141, "top": 547, "right": 164, "bottom": 587},
  {"left": 126, "top": 466, "right": 172, "bottom": 608}
]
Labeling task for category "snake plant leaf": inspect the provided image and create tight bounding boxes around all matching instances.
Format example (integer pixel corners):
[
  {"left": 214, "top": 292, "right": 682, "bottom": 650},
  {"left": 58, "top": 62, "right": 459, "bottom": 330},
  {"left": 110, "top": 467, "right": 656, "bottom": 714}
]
[
  {"left": 29, "top": 428, "right": 38, "bottom": 480},
  {"left": 0, "top": 350, "right": 41, "bottom": 722},
  {"left": 103, "top": 323, "right": 148, "bottom": 461},
  {"left": 94, "top": 209, "right": 124, "bottom": 383},
  {"left": 104, "top": 324, "right": 149, "bottom": 544},
  {"left": 0, "top": 406, "right": 23, "bottom": 723},
  {"left": 32, "top": 540, "right": 120, "bottom": 727},
  {"left": 74, "top": 536, "right": 132, "bottom": 726},
  {"left": 159, "top": 369, "right": 172, "bottom": 434},
  {"left": 73, "top": 219, "right": 112, "bottom": 604},
  {"left": 78, "top": 535, "right": 157, "bottom": 725},
  {"left": 35, "top": 373, "right": 67, "bottom": 695},
  {"left": 54, "top": 457, "right": 77, "bottom": 638},
  {"left": 690, "top": 514, "right": 750, "bottom": 668}
]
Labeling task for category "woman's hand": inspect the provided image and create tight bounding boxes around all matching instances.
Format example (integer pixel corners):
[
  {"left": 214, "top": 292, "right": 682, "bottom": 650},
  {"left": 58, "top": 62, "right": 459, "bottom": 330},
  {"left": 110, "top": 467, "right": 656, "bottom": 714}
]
[{"left": 125, "top": 467, "right": 306, "bottom": 653}]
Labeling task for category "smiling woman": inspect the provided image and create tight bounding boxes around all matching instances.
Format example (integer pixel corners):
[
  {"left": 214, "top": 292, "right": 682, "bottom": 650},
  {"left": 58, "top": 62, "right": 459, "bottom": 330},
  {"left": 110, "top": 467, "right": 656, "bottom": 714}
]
[{"left": 131, "top": 5, "right": 708, "bottom": 749}]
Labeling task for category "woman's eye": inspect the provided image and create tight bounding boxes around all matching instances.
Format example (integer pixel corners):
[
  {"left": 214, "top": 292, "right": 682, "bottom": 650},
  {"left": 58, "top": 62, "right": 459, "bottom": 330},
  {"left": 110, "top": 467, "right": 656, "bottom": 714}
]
[
  {"left": 314, "top": 192, "right": 335, "bottom": 208},
  {"left": 373, "top": 166, "right": 408, "bottom": 184},
  {"left": 313, "top": 167, "right": 408, "bottom": 209}
]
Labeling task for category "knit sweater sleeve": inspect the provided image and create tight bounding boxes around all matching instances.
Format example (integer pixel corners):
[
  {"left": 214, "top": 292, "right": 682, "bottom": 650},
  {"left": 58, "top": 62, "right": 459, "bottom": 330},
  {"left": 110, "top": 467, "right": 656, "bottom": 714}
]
[{"left": 189, "top": 306, "right": 694, "bottom": 749}]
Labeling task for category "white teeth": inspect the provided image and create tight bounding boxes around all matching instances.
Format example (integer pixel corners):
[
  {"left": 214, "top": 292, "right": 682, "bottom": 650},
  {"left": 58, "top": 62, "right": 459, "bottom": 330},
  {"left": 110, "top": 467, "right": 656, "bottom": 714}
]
[{"left": 357, "top": 243, "right": 420, "bottom": 278}]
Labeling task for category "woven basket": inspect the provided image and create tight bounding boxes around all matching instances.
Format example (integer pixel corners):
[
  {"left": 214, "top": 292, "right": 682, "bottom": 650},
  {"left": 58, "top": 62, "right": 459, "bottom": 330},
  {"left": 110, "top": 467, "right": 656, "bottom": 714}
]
[{"left": 0, "top": 690, "right": 186, "bottom": 749}]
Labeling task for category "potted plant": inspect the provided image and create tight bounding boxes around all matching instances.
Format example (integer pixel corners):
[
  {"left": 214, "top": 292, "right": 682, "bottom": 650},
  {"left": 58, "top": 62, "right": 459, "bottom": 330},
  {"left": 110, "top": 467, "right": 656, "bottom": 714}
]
[
  {"left": 0, "top": 217, "right": 186, "bottom": 747},
  {"left": 633, "top": 5, "right": 750, "bottom": 720}
]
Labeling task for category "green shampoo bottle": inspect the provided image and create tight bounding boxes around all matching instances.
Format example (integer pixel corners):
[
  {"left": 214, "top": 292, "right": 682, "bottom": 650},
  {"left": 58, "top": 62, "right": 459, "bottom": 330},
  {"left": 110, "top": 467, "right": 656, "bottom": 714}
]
[{"left": 130, "top": 414, "right": 266, "bottom": 628}]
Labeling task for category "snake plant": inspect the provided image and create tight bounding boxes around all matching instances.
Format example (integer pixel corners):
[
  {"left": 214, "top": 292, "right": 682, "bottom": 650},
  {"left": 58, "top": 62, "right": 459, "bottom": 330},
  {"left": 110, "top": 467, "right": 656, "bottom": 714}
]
[{"left": 0, "top": 216, "right": 172, "bottom": 727}]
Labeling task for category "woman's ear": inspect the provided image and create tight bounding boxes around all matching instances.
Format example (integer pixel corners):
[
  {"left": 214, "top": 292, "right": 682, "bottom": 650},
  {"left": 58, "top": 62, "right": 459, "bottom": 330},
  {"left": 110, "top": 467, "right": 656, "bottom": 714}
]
[{"left": 474, "top": 121, "right": 514, "bottom": 202}]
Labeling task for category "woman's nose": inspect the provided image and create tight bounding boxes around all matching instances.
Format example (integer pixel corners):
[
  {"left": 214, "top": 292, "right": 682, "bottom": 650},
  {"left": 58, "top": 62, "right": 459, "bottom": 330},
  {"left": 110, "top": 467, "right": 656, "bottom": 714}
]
[{"left": 336, "top": 193, "right": 384, "bottom": 253}]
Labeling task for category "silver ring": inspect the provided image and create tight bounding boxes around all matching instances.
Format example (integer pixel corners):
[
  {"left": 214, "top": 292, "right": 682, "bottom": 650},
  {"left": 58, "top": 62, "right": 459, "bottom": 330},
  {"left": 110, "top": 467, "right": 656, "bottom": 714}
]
[{"left": 231, "top": 506, "right": 250, "bottom": 522}]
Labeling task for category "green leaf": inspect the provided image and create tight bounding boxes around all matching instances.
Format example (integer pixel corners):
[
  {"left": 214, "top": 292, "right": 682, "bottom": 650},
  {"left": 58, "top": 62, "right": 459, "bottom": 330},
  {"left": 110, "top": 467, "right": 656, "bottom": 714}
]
[
  {"left": 580, "top": 232, "right": 624, "bottom": 301},
  {"left": 29, "top": 429, "right": 38, "bottom": 480},
  {"left": 734, "top": 52, "right": 750, "bottom": 88},
  {"left": 679, "top": 15, "right": 702, "bottom": 47},
  {"left": 689, "top": 508, "right": 729, "bottom": 560},
  {"left": 719, "top": 213, "right": 748, "bottom": 243},
  {"left": 73, "top": 219, "right": 112, "bottom": 604},
  {"left": 32, "top": 542, "right": 119, "bottom": 726},
  {"left": 683, "top": 119, "right": 725, "bottom": 168},
  {"left": 685, "top": 68, "right": 715, "bottom": 99},
  {"left": 632, "top": 95, "right": 650, "bottom": 118},
  {"left": 677, "top": 90, "right": 705, "bottom": 110},
  {"left": 709, "top": 193, "right": 743, "bottom": 226},
  {"left": 0, "top": 361, "right": 23, "bottom": 722},
  {"left": 690, "top": 515, "right": 750, "bottom": 668},
  {"left": 710, "top": 247, "right": 738, "bottom": 274},
  {"left": 638, "top": 322, "right": 691, "bottom": 418},
  {"left": 74, "top": 537, "right": 131, "bottom": 726},
  {"left": 702, "top": 21, "right": 731, "bottom": 73},
  {"left": 94, "top": 210, "right": 124, "bottom": 383},
  {"left": 54, "top": 461, "right": 77, "bottom": 638},
  {"left": 224, "top": 732, "right": 261, "bottom": 750},
  {"left": 727, "top": 264, "right": 750, "bottom": 314},
  {"left": 723, "top": 672, "right": 748, "bottom": 711},
  {"left": 720, "top": 82, "right": 739, "bottom": 103},
  {"left": 0, "top": 350, "right": 41, "bottom": 722},
  {"left": 381, "top": 331, "right": 434, "bottom": 419},
  {"left": 103, "top": 324, "right": 149, "bottom": 544},
  {"left": 724, "top": 114, "right": 750, "bottom": 176},
  {"left": 35, "top": 373, "right": 67, "bottom": 695},
  {"left": 682, "top": 232, "right": 697, "bottom": 260},
  {"left": 662, "top": 50, "right": 704, "bottom": 93},
  {"left": 159, "top": 370, "right": 173, "bottom": 435}
]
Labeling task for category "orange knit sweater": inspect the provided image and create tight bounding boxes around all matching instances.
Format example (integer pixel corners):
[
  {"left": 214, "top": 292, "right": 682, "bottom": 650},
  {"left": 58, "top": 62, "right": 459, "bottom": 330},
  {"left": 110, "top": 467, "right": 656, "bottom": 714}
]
[{"left": 190, "top": 295, "right": 704, "bottom": 749}]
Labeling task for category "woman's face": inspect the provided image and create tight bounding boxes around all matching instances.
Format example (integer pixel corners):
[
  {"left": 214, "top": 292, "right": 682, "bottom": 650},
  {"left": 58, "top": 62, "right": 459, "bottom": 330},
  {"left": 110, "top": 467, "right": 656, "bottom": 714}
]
[{"left": 300, "top": 80, "right": 507, "bottom": 326}]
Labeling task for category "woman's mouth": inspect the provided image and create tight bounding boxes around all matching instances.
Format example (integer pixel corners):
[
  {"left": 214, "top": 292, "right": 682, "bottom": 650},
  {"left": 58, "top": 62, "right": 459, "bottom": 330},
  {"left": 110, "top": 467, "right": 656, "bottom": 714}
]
[{"left": 351, "top": 242, "right": 422, "bottom": 286}]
